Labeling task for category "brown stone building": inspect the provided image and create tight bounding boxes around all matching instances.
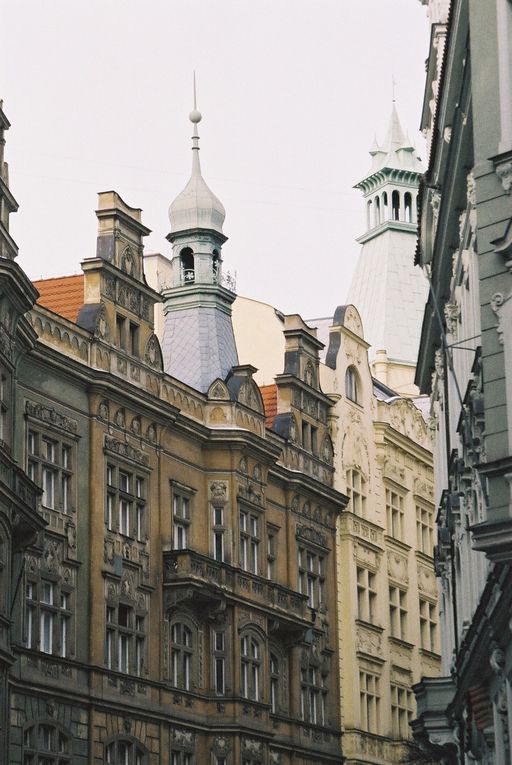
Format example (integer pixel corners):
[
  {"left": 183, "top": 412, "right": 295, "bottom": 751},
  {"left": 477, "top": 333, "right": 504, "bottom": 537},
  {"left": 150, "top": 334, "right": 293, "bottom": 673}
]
[{"left": 2, "top": 102, "right": 346, "bottom": 765}]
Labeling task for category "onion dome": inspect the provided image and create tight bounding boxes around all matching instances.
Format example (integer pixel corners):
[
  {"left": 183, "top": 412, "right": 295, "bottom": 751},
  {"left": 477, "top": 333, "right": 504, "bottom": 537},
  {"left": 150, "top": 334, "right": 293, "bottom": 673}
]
[{"left": 168, "top": 102, "right": 225, "bottom": 235}]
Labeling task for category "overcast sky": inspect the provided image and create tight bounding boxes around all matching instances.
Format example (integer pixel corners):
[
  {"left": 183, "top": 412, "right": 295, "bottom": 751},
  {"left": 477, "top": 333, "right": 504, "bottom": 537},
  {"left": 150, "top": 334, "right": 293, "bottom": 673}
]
[{"left": 1, "top": 0, "right": 428, "bottom": 318}]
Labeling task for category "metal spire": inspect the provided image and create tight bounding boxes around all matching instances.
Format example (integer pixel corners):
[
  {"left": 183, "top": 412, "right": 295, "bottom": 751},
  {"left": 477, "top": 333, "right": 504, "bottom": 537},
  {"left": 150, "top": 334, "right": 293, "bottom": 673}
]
[{"left": 189, "top": 71, "right": 202, "bottom": 175}]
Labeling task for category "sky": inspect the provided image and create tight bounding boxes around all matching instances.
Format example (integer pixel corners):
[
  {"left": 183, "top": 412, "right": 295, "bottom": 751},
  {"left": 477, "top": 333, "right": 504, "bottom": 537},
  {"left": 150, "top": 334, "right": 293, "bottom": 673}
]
[{"left": 1, "top": 0, "right": 428, "bottom": 319}]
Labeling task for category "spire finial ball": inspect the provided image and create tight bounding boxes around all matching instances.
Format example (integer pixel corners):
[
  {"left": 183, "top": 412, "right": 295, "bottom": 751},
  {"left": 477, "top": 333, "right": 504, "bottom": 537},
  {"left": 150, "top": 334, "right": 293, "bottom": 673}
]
[{"left": 189, "top": 109, "right": 202, "bottom": 124}]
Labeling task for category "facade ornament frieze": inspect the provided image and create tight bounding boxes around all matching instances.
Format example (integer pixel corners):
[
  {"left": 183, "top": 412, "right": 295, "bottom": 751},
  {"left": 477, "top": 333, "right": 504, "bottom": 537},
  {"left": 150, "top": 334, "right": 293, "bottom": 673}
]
[{"left": 25, "top": 400, "right": 79, "bottom": 434}]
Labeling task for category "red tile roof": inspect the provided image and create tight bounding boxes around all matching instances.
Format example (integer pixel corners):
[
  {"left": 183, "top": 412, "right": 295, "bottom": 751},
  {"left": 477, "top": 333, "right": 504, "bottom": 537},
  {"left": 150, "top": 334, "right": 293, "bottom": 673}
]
[
  {"left": 260, "top": 384, "right": 277, "bottom": 428},
  {"left": 33, "top": 274, "right": 84, "bottom": 323}
]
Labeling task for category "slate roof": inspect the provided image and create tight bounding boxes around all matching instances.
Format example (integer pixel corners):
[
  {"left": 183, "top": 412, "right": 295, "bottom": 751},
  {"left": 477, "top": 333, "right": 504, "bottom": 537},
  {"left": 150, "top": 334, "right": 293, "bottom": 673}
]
[{"left": 33, "top": 274, "right": 84, "bottom": 322}]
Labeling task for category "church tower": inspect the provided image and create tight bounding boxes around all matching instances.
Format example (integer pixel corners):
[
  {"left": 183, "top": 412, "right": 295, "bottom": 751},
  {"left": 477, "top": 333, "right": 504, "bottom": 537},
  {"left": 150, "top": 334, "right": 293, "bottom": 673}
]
[
  {"left": 347, "top": 103, "right": 427, "bottom": 395},
  {"left": 160, "top": 97, "right": 239, "bottom": 392}
]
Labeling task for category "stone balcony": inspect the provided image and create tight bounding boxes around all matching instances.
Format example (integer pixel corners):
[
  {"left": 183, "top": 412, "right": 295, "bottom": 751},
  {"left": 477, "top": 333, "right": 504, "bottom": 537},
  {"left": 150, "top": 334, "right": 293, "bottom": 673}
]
[{"left": 163, "top": 549, "right": 311, "bottom": 633}]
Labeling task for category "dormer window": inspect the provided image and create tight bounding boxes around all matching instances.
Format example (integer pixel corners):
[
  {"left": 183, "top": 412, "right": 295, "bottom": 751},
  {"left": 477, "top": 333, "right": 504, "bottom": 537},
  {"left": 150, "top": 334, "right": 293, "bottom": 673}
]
[
  {"left": 345, "top": 366, "right": 360, "bottom": 403},
  {"left": 180, "top": 248, "right": 195, "bottom": 284}
]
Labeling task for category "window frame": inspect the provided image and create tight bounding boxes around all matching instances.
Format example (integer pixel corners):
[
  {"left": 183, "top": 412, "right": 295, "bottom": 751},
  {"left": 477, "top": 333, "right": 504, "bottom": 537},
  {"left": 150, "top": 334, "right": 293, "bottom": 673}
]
[
  {"left": 386, "top": 486, "right": 405, "bottom": 541},
  {"left": 240, "top": 631, "right": 262, "bottom": 701},
  {"left": 359, "top": 670, "right": 380, "bottom": 732},
  {"left": 169, "top": 618, "right": 195, "bottom": 691},
  {"left": 105, "top": 463, "right": 148, "bottom": 543},
  {"left": 298, "top": 545, "right": 326, "bottom": 610},
  {"left": 25, "top": 577, "right": 73, "bottom": 658},
  {"left": 356, "top": 566, "right": 377, "bottom": 624},
  {"left": 171, "top": 482, "right": 195, "bottom": 551},
  {"left": 346, "top": 468, "right": 367, "bottom": 517},
  {"left": 239, "top": 507, "right": 260, "bottom": 574},
  {"left": 27, "top": 427, "right": 75, "bottom": 514}
]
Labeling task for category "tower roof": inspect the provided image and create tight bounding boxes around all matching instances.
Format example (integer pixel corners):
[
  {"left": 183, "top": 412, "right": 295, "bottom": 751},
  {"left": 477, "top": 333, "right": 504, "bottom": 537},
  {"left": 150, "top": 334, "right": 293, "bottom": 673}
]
[
  {"left": 168, "top": 88, "right": 225, "bottom": 236},
  {"left": 366, "top": 103, "right": 424, "bottom": 175}
]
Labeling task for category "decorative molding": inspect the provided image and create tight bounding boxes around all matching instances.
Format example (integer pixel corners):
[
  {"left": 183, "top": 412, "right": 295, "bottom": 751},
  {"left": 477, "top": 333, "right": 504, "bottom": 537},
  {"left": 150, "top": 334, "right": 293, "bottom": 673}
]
[
  {"left": 496, "top": 158, "right": 512, "bottom": 193},
  {"left": 490, "top": 292, "right": 506, "bottom": 344},
  {"left": 171, "top": 727, "right": 194, "bottom": 751},
  {"left": 104, "top": 435, "right": 150, "bottom": 467},
  {"left": 209, "top": 480, "right": 228, "bottom": 507},
  {"left": 25, "top": 401, "right": 79, "bottom": 434},
  {"left": 356, "top": 625, "right": 382, "bottom": 656},
  {"left": 296, "top": 523, "right": 327, "bottom": 548},
  {"left": 387, "top": 552, "right": 409, "bottom": 584}
]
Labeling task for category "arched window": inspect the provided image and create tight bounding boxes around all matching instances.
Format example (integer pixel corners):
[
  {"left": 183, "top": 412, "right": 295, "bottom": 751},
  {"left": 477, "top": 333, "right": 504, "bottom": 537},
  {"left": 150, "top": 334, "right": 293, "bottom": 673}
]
[
  {"left": 240, "top": 632, "right": 261, "bottom": 700},
  {"left": 382, "top": 191, "right": 388, "bottom": 220},
  {"left": 170, "top": 621, "right": 194, "bottom": 690},
  {"left": 105, "top": 739, "right": 146, "bottom": 765},
  {"left": 404, "top": 192, "right": 412, "bottom": 223},
  {"left": 374, "top": 196, "right": 381, "bottom": 226},
  {"left": 367, "top": 199, "right": 372, "bottom": 229},
  {"left": 345, "top": 366, "right": 359, "bottom": 403},
  {"left": 392, "top": 190, "right": 400, "bottom": 221},
  {"left": 180, "top": 248, "right": 195, "bottom": 284},
  {"left": 23, "top": 722, "right": 70, "bottom": 765}
]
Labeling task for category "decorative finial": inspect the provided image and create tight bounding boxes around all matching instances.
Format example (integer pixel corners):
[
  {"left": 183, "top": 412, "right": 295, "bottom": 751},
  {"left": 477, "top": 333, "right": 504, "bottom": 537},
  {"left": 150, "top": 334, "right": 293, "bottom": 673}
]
[
  {"left": 189, "top": 71, "right": 202, "bottom": 125},
  {"left": 392, "top": 74, "right": 397, "bottom": 103}
]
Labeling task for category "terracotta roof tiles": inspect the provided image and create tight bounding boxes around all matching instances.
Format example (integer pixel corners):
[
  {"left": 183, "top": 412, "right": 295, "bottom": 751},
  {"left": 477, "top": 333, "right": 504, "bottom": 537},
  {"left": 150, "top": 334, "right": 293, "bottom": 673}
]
[
  {"left": 260, "top": 384, "right": 277, "bottom": 428},
  {"left": 33, "top": 274, "right": 84, "bottom": 323}
]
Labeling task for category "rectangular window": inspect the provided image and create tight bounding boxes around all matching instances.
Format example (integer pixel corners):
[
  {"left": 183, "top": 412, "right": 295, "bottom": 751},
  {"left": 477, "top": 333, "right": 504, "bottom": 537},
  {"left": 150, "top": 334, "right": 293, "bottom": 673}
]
[
  {"left": 386, "top": 488, "right": 405, "bottom": 540},
  {"left": 391, "top": 684, "right": 413, "bottom": 739},
  {"left": 347, "top": 468, "right": 367, "bottom": 517},
  {"left": 298, "top": 547, "right": 325, "bottom": 609},
  {"left": 27, "top": 428, "right": 74, "bottom": 513},
  {"left": 357, "top": 567, "right": 377, "bottom": 623},
  {"left": 119, "top": 633, "right": 129, "bottom": 673},
  {"left": 239, "top": 509, "right": 261, "bottom": 573},
  {"left": 419, "top": 598, "right": 437, "bottom": 652},
  {"left": 0, "top": 372, "right": 9, "bottom": 444},
  {"left": 42, "top": 466, "right": 56, "bottom": 509},
  {"left": 267, "top": 525, "right": 277, "bottom": 580},
  {"left": 416, "top": 504, "right": 434, "bottom": 554},
  {"left": 239, "top": 510, "right": 260, "bottom": 574},
  {"left": 212, "top": 505, "right": 225, "bottom": 562},
  {"left": 214, "top": 631, "right": 225, "bottom": 695},
  {"left": 106, "top": 466, "right": 147, "bottom": 541},
  {"left": 119, "top": 498, "right": 130, "bottom": 536},
  {"left": 359, "top": 671, "right": 380, "bottom": 732},
  {"left": 129, "top": 322, "right": 140, "bottom": 357},
  {"left": 40, "top": 610, "right": 54, "bottom": 653},
  {"left": 389, "top": 586, "right": 407, "bottom": 641},
  {"left": 173, "top": 492, "right": 191, "bottom": 550},
  {"left": 116, "top": 314, "right": 127, "bottom": 350}
]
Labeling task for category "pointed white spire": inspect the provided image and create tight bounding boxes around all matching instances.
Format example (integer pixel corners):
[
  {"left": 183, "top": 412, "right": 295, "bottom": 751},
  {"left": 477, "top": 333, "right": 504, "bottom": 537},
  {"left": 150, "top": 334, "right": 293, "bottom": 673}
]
[
  {"left": 168, "top": 76, "right": 226, "bottom": 235},
  {"left": 367, "top": 102, "right": 423, "bottom": 173}
]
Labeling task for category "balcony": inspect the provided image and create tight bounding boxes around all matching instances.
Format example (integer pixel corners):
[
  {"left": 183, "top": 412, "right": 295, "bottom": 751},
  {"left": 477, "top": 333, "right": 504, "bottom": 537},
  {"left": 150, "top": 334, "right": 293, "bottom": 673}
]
[{"left": 163, "top": 549, "right": 310, "bottom": 631}]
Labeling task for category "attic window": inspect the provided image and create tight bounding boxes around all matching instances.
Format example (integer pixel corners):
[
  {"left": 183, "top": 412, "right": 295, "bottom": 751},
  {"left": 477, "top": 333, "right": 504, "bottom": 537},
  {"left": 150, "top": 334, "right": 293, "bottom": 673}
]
[{"left": 345, "top": 366, "right": 359, "bottom": 403}]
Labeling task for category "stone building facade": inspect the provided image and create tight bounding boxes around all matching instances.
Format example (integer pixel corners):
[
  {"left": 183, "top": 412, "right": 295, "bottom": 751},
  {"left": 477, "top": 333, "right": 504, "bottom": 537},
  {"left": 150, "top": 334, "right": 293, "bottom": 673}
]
[
  {"left": 413, "top": 0, "right": 512, "bottom": 762},
  {"left": 2, "top": 104, "right": 346, "bottom": 764},
  {"left": 321, "top": 306, "right": 438, "bottom": 765}
]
